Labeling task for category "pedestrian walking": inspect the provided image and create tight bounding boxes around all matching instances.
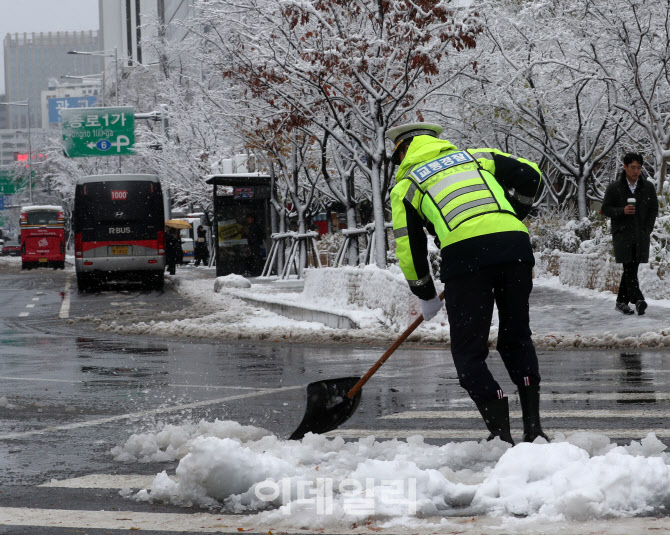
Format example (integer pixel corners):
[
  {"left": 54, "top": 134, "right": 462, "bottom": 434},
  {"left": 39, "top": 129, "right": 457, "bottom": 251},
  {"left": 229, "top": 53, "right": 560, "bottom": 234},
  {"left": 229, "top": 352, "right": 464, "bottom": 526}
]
[
  {"left": 387, "top": 122, "right": 547, "bottom": 445},
  {"left": 194, "top": 225, "right": 209, "bottom": 267},
  {"left": 165, "top": 227, "right": 180, "bottom": 275},
  {"left": 602, "top": 153, "right": 658, "bottom": 316},
  {"left": 243, "top": 214, "right": 265, "bottom": 276}
]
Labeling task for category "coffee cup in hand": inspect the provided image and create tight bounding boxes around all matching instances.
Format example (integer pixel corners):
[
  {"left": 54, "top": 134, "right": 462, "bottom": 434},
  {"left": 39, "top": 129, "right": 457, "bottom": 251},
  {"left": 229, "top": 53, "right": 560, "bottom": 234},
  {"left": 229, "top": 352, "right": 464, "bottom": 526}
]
[{"left": 628, "top": 197, "right": 636, "bottom": 205}]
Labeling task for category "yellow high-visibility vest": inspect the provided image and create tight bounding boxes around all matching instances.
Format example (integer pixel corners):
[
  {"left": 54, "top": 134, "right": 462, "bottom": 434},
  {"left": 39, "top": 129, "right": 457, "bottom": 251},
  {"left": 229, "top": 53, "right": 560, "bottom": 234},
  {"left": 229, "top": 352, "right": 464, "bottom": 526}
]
[{"left": 391, "top": 136, "right": 539, "bottom": 282}]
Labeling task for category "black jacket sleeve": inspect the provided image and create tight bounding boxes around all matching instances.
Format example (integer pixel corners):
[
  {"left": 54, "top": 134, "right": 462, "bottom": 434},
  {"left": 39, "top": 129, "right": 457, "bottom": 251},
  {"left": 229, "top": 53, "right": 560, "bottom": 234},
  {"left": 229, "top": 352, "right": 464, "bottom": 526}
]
[
  {"left": 602, "top": 182, "right": 625, "bottom": 219},
  {"left": 403, "top": 198, "right": 437, "bottom": 301},
  {"left": 492, "top": 153, "right": 542, "bottom": 220}
]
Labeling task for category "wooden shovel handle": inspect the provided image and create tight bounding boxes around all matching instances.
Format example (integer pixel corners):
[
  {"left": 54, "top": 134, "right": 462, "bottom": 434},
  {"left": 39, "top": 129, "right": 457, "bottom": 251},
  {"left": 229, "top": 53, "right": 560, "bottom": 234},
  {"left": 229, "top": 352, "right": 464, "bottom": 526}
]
[{"left": 346, "top": 290, "right": 445, "bottom": 399}]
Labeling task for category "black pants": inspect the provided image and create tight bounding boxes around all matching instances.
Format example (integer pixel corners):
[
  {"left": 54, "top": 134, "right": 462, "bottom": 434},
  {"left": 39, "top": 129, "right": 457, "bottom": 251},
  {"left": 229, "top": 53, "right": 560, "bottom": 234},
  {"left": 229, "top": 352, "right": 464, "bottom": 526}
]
[
  {"left": 444, "top": 262, "right": 540, "bottom": 405},
  {"left": 617, "top": 261, "right": 643, "bottom": 304}
]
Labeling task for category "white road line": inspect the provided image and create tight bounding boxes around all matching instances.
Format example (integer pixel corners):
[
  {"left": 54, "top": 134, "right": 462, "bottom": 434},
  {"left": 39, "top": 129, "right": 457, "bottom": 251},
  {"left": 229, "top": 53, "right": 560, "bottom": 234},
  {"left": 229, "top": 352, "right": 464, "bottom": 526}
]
[
  {"left": 325, "top": 428, "right": 670, "bottom": 439},
  {"left": 0, "top": 508, "right": 253, "bottom": 534},
  {"left": 449, "top": 392, "right": 670, "bottom": 402},
  {"left": 0, "top": 375, "right": 280, "bottom": 391},
  {"left": 380, "top": 410, "right": 670, "bottom": 420},
  {"left": 0, "top": 507, "right": 669, "bottom": 535},
  {"left": 40, "top": 473, "right": 174, "bottom": 489},
  {"left": 59, "top": 277, "right": 71, "bottom": 318},
  {"left": 26, "top": 304, "right": 35, "bottom": 308},
  {"left": 18, "top": 312, "right": 29, "bottom": 317},
  {"left": 32, "top": 297, "right": 39, "bottom": 301},
  {"left": 585, "top": 369, "right": 670, "bottom": 375},
  {"left": 0, "top": 385, "right": 302, "bottom": 441},
  {"left": 0, "top": 376, "right": 81, "bottom": 384},
  {"left": 542, "top": 381, "right": 670, "bottom": 387},
  {"left": 544, "top": 392, "right": 670, "bottom": 401}
]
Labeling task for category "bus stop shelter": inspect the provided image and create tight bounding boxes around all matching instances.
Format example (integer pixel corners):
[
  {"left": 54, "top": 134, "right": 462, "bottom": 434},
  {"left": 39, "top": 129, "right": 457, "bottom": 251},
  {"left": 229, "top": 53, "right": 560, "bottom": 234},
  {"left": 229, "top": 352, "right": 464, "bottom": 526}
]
[{"left": 205, "top": 173, "right": 271, "bottom": 277}]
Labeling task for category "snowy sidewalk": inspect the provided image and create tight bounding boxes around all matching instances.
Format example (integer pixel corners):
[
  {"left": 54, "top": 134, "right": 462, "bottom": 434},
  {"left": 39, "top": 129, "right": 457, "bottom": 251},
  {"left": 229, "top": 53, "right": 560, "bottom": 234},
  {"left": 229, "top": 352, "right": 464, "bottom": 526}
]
[{"left": 127, "top": 268, "right": 670, "bottom": 350}]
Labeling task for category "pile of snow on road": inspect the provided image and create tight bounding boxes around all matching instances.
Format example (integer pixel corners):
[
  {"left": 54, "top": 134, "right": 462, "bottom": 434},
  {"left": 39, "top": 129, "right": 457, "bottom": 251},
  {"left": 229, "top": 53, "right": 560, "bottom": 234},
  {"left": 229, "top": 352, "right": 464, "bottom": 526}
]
[
  {"left": 214, "top": 274, "right": 252, "bottom": 291},
  {"left": 112, "top": 419, "right": 670, "bottom": 526}
]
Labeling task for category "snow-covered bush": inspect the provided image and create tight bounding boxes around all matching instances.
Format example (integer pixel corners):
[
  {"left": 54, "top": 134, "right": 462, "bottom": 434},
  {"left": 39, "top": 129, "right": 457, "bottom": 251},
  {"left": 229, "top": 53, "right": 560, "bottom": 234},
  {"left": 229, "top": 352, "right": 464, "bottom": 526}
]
[
  {"left": 651, "top": 212, "right": 670, "bottom": 263},
  {"left": 316, "top": 232, "right": 346, "bottom": 266},
  {"left": 528, "top": 206, "right": 608, "bottom": 255}
]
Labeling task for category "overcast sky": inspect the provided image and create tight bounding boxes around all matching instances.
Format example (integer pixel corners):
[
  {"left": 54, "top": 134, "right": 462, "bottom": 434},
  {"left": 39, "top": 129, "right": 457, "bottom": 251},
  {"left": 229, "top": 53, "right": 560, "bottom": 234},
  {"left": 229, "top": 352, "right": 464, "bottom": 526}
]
[{"left": 0, "top": 0, "right": 99, "bottom": 91}]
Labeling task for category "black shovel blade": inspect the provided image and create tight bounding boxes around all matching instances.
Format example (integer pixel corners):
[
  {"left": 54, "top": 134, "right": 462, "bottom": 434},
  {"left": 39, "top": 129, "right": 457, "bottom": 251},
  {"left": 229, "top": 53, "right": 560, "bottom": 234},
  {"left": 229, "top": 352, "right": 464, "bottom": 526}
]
[{"left": 289, "top": 376, "right": 362, "bottom": 440}]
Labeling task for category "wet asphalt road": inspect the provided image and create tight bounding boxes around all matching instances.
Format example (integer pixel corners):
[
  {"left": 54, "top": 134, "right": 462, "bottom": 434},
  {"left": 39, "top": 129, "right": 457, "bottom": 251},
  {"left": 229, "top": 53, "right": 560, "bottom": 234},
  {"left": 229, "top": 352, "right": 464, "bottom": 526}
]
[{"left": 2, "top": 262, "right": 670, "bottom": 533}]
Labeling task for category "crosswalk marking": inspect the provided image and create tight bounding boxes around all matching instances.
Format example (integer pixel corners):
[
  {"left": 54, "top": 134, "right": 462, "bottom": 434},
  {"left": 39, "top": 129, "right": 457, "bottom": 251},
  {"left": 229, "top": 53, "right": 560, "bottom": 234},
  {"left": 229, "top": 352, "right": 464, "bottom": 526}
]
[
  {"left": 0, "top": 508, "right": 258, "bottom": 534},
  {"left": 585, "top": 369, "right": 670, "bottom": 375},
  {"left": 18, "top": 312, "right": 29, "bottom": 317},
  {"left": 40, "top": 473, "right": 173, "bottom": 489},
  {"left": 325, "top": 428, "right": 670, "bottom": 439},
  {"left": 1, "top": 506, "right": 670, "bottom": 535},
  {"left": 380, "top": 409, "right": 670, "bottom": 420},
  {"left": 537, "top": 392, "right": 670, "bottom": 401},
  {"left": 441, "top": 393, "right": 670, "bottom": 404},
  {"left": 0, "top": 375, "right": 280, "bottom": 390}
]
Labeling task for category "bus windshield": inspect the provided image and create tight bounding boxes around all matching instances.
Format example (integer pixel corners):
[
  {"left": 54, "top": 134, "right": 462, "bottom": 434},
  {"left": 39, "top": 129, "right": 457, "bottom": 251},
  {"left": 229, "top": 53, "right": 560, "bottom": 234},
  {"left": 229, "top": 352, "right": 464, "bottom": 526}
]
[
  {"left": 78, "top": 181, "right": 163, "bottom": 225},
  {"left": 75, "top": 180, "right": 164, "bottom": 241},
  {"left": 23, "top": 210, "right": 61, "bottom": 226}
]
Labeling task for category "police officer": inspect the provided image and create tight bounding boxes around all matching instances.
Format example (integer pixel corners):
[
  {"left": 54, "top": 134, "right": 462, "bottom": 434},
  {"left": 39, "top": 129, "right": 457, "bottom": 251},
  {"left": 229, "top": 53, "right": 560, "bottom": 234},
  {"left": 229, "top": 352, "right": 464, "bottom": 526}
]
[{"left": 387, "top": 122, "right": 547, "bottom": 445}]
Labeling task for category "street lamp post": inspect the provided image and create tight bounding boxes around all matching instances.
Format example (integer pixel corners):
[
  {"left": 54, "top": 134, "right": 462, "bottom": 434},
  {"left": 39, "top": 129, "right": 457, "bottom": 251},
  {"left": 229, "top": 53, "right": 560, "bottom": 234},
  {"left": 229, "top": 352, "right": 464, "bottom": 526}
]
[
  {"left": 67, "top": 47, "right": 118, "bottom": 105},
  {"left": 0, "top": 99, "right": 32, "bottom": 204}
]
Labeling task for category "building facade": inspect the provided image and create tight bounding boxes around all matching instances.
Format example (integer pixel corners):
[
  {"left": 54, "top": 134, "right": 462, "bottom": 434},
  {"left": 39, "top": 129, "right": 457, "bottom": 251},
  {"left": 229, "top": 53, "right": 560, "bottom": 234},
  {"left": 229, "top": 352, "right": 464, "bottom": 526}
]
[
  {"left": 41, "top": 80, "right": 101, "bottom": 129},
  {"left": 0, "top": 129, "right": 30, "bottom": 168},
  {"left": 0, "top": 95, "right": 9, "bottom": 130},
  {"left": 98, "top": 0, "right": 196, "bottom": 71},
  {"left": 3, "top": 31, "right": 102, "bottom": 129}
]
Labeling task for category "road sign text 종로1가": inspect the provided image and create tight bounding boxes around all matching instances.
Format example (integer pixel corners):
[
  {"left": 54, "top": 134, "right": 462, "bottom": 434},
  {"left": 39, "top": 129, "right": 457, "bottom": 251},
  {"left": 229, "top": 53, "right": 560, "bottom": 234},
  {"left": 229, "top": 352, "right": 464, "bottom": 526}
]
[{"left": 61, "top": 107, "right": 135, "bottom": 158}]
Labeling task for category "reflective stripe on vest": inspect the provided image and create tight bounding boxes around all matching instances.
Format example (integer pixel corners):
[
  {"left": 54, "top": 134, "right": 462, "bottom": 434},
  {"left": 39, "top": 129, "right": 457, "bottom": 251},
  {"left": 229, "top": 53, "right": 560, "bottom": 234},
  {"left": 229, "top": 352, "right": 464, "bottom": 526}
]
[{"left": 403, "top": 153, "right": 506, "bottom": 233}]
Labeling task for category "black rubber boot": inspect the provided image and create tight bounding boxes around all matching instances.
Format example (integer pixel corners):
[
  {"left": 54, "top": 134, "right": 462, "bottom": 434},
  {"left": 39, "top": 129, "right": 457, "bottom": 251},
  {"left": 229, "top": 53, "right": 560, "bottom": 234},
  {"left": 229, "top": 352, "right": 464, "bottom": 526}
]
[
  {"left": 519, "top": 385, "right": 550, "bottom": 442},
  {"left": 475, "top": 397, "right": 514, "bottom": 445}
]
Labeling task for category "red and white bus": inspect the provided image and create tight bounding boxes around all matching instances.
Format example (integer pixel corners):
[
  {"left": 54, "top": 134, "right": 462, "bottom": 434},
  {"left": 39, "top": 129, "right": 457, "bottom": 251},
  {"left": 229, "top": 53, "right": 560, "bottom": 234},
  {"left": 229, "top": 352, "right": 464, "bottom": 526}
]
[
  {"left": 73, "top": 174, "right": 167, "bottom": 291},
  {"left": 20, "top": 205, "right": 66, "bottom": 270}
]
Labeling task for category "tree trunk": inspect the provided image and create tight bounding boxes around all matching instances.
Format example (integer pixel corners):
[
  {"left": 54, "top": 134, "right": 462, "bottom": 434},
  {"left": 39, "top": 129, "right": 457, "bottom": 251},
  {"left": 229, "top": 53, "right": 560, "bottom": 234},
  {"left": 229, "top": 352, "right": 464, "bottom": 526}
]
[
  {"left": 370, "top": 164, "right": 387, "bottom": 267},
  {"left": 346, "top": 206, "right": 358, "bottom": 265},
  {"left": 577, "top": 175, "right": 588, "bottom": 220},
  {"left": 298, "top": 217, "right": 307, "bottom": 277}
]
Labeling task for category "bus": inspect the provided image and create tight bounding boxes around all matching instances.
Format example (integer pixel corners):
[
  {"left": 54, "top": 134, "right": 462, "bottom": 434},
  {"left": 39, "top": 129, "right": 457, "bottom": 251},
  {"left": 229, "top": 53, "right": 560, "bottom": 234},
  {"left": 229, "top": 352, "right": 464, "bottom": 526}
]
[
  {"left": 20, "top": 205, "right": 66, "bottom": 270},
  {"left": 73, "top": 174, "right": 167, "bottom": 291}
]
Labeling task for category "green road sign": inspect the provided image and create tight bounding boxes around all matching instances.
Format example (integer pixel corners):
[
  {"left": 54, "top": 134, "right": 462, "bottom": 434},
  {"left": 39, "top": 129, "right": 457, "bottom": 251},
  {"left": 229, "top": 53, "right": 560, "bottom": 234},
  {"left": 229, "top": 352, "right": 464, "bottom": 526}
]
[
  {"left": 61, "top": 106, "right": 135, "bottom": 158},
  {"left": 0, "top": 169, "right": 23, "bottom": 195}
]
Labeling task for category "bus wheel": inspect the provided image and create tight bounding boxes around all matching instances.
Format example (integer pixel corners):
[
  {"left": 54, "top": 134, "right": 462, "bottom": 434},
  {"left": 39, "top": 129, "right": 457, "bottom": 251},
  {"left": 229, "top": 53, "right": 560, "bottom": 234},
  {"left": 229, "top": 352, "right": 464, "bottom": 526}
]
[
  {"left": 154, "top": 273, "right": 165, "bottom": 290},
  {"left": 58, "top": 261, "right": 65, "bottom": 270},
  {"left": 77, "top": 273, "right": 95, "bottom": 292},
  {"left": 144, "top": 273, "right": 164, "bottom": 291}
]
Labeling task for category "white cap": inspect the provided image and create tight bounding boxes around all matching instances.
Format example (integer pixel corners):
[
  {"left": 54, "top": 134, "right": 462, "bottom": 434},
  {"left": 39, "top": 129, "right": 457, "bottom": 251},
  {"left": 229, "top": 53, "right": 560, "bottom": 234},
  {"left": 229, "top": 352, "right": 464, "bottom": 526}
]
[{"left": 385, "top": 122, "right": 443, "bottom": 164}]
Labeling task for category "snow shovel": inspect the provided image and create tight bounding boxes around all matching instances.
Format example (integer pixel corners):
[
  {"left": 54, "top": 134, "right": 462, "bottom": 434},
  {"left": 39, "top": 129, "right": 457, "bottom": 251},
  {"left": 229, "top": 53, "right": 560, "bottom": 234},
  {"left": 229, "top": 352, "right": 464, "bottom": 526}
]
[{"left": 289, "top": 291, "right": 445, "bottom": 440}]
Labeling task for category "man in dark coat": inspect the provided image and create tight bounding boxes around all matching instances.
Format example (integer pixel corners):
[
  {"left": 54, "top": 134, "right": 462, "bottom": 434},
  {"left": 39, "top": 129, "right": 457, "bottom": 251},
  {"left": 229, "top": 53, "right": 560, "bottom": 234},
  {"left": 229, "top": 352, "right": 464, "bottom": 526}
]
[
  {"left": 194, "top": 225, "right": 209, "bottom": 267},
  {"left": 164, "top": 227, "right": 181, "bottom": 275},
  {"left": 602, "top": 153, "right": 658, "bottom": 315}
]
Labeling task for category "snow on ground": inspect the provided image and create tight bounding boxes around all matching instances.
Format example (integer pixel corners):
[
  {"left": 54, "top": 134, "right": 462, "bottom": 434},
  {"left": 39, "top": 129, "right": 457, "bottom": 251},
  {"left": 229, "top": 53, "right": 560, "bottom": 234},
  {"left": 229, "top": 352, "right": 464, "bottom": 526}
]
[
  {"left": 100, "top": 266, "right": 670, "bottom": 526},
  {"left": 111, "top": 418, "right": 670, "bottom": 528}
]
